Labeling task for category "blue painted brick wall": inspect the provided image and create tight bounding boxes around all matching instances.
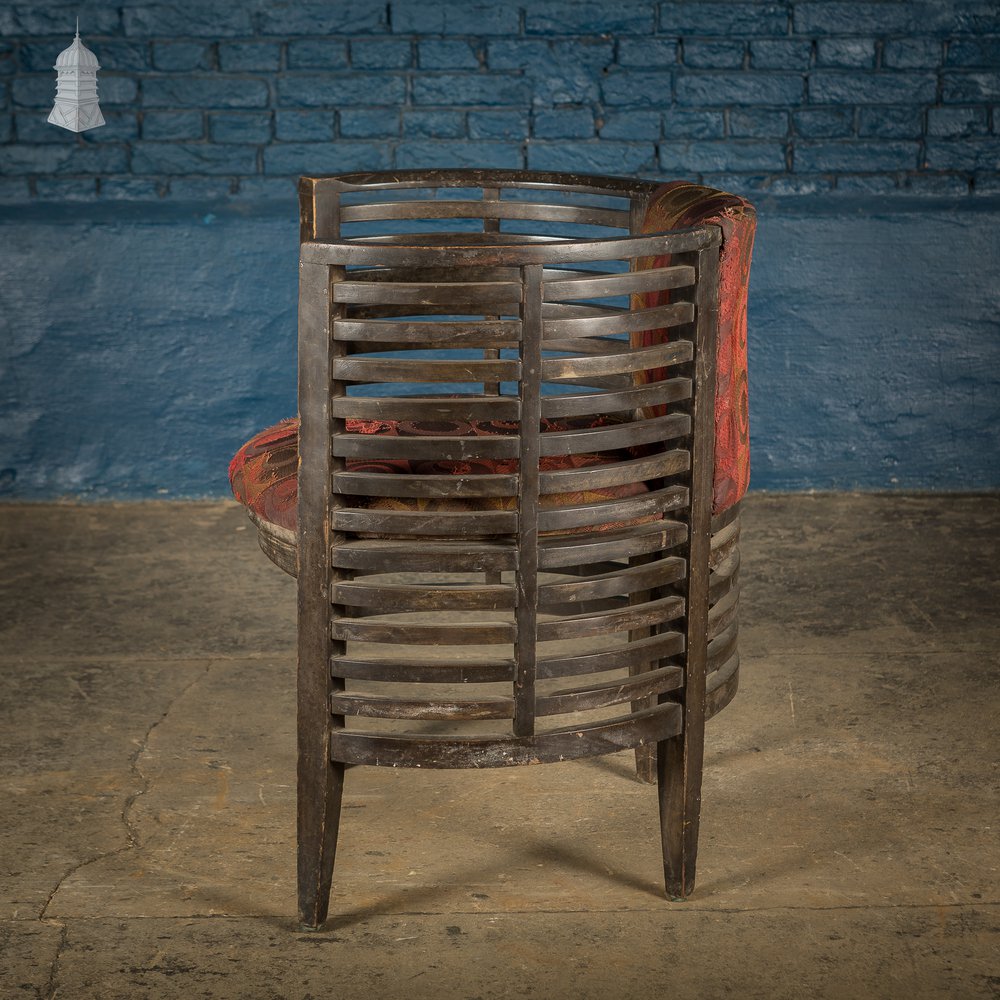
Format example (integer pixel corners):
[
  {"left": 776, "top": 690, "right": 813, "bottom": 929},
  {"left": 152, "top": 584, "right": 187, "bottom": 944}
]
[
  {"left": 0, "top": 0, "right": 998, "bottom": 199},
  {"left": 1, "top": 1, "right": 998, "bottom": 500}
]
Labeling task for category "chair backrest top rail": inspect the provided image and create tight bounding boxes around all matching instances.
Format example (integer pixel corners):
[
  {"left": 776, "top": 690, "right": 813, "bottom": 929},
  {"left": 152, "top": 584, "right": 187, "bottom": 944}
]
[
  {"left": 300, "top": 226, "right": 720, "bottom": 267},
  {"left": 301, "top": 168, "right": 659, "bottom": 198}
]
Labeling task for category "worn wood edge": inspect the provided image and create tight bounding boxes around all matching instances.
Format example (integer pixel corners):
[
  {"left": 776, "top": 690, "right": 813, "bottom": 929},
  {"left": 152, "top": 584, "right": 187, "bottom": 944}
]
[
  {"left": 250, "top": 510, "right": 297, "bottom": 577},
  {"left": 332, "top": 655, "right": 515, "bottom": 684},
  {"left": 331, "top": 617, "right": 516, "bottom": 645},
  {"left": 330, "top": 395, "right": 522, "bottom": 421},
  {"left": 329, "top": 629, "right": 685, "bottom": 685},
  {"left": 339, "top": 198, "right": 629, "bottom": 228},
  {"left": 705, "top": 652, "right": 740, "bottom": 721},
  {"left": 538, "top": 518, "right": 687, "bottom": 569},
  {"left": 543, "top": 264, "right": 696, "bottom": 302},
  {"left": 327, "top": 701, "right": 683, "bottom": 768},
  {"left": 327, "top": 664, "right": 683, "bottom": 722},
  {"left": 332, "top": 539, "right": 518, "bottom": 572},
  {"left": 301, "top": 227, "right": 719, "bottom": 268}
]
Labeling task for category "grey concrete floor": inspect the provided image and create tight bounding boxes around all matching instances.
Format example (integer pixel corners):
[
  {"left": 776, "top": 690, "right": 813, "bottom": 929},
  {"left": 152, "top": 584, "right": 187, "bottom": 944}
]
[{"left": 0, "top": 495, "right": 997, "bottom": 999}]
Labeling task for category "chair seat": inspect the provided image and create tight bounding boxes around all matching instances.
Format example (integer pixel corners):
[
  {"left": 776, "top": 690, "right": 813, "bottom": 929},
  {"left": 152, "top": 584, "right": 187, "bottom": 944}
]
[{"left": 229, "top": 413, "right": 662, "bottom": 573}]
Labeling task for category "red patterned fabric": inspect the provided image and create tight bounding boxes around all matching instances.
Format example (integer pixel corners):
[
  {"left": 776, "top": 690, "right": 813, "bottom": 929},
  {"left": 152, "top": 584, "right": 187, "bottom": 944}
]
[
  {"left": 228, "top": 413, "right": 656, "bottom": 535},
  {"left": 634, "top": 181, "right": 756, "bottom": 514}
]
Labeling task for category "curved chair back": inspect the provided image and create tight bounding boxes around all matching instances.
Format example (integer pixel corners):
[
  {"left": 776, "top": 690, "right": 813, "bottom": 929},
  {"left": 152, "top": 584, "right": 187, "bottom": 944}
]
[{"left": 284, "top": 169, "right": 752, "bottom": 925}]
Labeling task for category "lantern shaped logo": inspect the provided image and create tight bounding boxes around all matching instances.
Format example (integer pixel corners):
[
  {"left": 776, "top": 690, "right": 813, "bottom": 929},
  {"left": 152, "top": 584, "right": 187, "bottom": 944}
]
[{"left": 48, "top": 22, "right": 105, "bottom": 133}]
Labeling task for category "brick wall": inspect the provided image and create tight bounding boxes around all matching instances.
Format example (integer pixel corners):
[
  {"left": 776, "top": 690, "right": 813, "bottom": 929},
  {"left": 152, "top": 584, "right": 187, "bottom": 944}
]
[
  {"left": 2, "top": 1, "right": 999, "bottom": 499},
  {"left": 1, "top": 0, "right": 999, "bottom": 200}
]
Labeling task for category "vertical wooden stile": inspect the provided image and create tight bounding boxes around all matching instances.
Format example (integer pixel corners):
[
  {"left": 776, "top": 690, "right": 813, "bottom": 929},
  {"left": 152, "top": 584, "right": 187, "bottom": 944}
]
[
  {"left": 513, "top": 263, "right": 543, "bottom": 738},
  {"left": 628, "top": 194, "right": 658, "bottom": 784},
  {"left": 296, "top": 179, "right": 345, "bottom": 929},
  {"left": 481, "top": 185, "right": 502, "bottom": 397},
  {"left": 658, "top": 236, "right": 720, "bottom": 898},
  {"left": 482, "top": 185, "right": 503, "bottom": 587}
]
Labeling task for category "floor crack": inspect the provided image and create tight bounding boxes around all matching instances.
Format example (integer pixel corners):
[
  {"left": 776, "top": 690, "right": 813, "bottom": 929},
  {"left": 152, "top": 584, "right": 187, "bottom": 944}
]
[
  {"left": 37, "top": 662, "right": 214, "bottom": 921},
  {"left": 43, "top": 921, "right": 67, "bottom": 1000}
]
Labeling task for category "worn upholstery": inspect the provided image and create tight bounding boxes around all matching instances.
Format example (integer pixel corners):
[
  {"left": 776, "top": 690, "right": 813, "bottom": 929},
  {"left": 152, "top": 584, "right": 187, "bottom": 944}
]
[
  {"left": 635, "top": 181, "right": 756, "bottom": 514},
  {"left": 229, "top": 413, "right": 657, "bottom": 536}
]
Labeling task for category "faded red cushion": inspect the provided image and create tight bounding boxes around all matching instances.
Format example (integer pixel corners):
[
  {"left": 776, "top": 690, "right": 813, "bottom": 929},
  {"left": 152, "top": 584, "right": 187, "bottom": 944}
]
[
  {"left": 229, "top": 414, "right": 656, "bottom": 535},
  {"left": 635, "top": 182, "right": 755, "bottom": 514}
]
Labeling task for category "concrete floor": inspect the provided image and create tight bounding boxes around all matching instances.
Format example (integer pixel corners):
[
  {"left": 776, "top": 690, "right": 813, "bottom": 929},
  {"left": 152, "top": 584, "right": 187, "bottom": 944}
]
[{"left": 0, "top": 495, "right": 997, "bottom": 999}]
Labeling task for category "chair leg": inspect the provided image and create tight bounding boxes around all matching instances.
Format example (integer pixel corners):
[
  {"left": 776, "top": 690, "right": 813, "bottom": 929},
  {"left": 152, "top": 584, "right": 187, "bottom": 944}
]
[
  {"left": 629, "top": 553, "right": 657, "bottom": 784},
  {"left": 297, "top": 756, "right": 345, "bottom": 929},
  {"left": 634, "top": 743, "right": 656, "bottom": 783},
  {"left": 656, "top": 730, "right": 703, "bottom": 898}
]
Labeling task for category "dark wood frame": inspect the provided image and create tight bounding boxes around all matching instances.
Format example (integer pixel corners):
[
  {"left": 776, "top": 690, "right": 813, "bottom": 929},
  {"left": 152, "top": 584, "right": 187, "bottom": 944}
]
[{"left": 280, "top": 170, "right": 741, "bottom": 928}]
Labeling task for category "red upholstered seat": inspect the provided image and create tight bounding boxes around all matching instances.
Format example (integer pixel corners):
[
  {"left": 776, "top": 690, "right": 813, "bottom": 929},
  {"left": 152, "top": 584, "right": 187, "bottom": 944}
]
[{"left": 229, "top": 413, "right": 658, "bottom": 536}]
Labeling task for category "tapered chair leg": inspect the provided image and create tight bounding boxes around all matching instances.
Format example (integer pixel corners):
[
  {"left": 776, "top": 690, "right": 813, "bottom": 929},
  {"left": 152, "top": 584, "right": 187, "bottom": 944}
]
[
  {"left": 657, "top": 730, "right": 704, "bottom": 898},
  {"left": 629, "top": 553, "right": 658, "bottom": 784},
  {"left": 297, "top": 758, "right": 345, "bottom": 929},
  {"left": 634, "top": 744, "right": 656, "bottom": 783}
]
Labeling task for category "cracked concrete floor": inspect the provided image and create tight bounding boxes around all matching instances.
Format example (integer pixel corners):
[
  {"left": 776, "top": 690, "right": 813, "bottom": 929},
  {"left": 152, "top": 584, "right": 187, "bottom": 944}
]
[{"left": 0, "top": 495, "right": 997, "bottom": 999}]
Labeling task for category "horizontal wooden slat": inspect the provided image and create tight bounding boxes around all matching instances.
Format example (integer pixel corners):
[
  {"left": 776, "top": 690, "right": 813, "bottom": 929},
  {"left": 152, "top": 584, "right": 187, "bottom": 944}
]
[
  {"left": 343, "top": 263, "right": 522, "bottom": 283},
  {"left": 332, "top": 432, "right": 519, "bottom": 461},
  {"left": 317, "top": 168, "right": 648, "bottom": 198},
  {"left": 711, "top": 503, "right": 741, "bottom": 535},
  {"left": 343, "top": 302, "right": 518, "bottom": 319},
  {"left": 332, "top": 580, "right": 514, "bottom": 612},
  {"left": 331, "top": 539, "right": 517, "bottom": 572},
  {"left": 705, "top": 652, "right": 740, "bottom": 720},
  {"left": 539, "top": 518, "right": 687, "bottom": 569},
  {"left": 344, "top": 263, "right": 641, "bottom": 287},
  {"left": 339, "top": 199, "right": 629, "bottom": 228},
  {"left": 539, "top": 412, "right": 690, "bottom": 456},
  {"left": 539, "top": 554, "right": 685, "bottom": 605},
  {"left": 333, "top": 471, "right": 519, "bottom": 499},
  {"left": 331, "top": 506, "right": 517, "bottom": 535},
  {"left": 545, "top": 301, "right": 628, "bottom": 319},
  {"left": 332, "top": 655, "right": 515, "bottom": 683},
  {"left": 536, "top": 664, "right": 683, "bottom": 716},
  {"left": 301, "top": 226, "right": 719, "bottom": 268},
  {"left": 540, "top": 450, "right": 689, "bottom": 494},
  {"left": 327, "top": 700, "right": 682, "bottom": 767},
  {"left": 543, "top": 265, "right": 696, "bottom": 302},
  {"left": 708, "top": 621, "right": 739, "bottom": 669},
  {"left": 537, "top": 629, "right": 684, "bottom": 679},
  {"left": 543, "top": 301, "right": 694, "bottom": 340},
  {"left": 330, "top": 395, "right": 521, "bottom": 422},
  {"left": 335, "top": 318, "right": 520, "bottom": 345},
  {"left": 537, "top": 484, "right": 687, "bottom": 534},
  {"left": 709, "top": 549, "right": 740, "bottom": 602},
  {"left": 347, "top": 340, "right": 517, "bottom": 355},
  {"left": 331, "top": 618, "right": 516, "bottom": 644},
  {"left": 710, "top": 510, "right": 741, "bottom": 565},
  {"left": 537, "top": 594, "right": 684, "bottom": 641},
  {"left": 708, "top": 587, "right": 740, "bottom": 638},
  {"left": 542, "top": 336, "right": 637, "bottom": 357},
  {"left": 541, "top": 339, "right": 693, "bottom": 380},
  {"left": 347, "top": 231, "right": 562, "bottom": 248},
  {"left": 332, "top": 357, "right": 520, "bottom": 383},
  {"left": 542, "top": 373, "right": 635, "bottom": 391},
  {"left": 329, "top": 692, "right": 514, "bottom": 721},
  {"left": 708, "top": 650, "right": 739, "bottom": 692},
  {"left": 712, "top": 514, "right": 740, "bottom": 547},
  {"left": 539, "top": 378, "right": 691, "bottom": 420},
  {"left": 334, "top": 279, "right": 521, "bottom": 306}
]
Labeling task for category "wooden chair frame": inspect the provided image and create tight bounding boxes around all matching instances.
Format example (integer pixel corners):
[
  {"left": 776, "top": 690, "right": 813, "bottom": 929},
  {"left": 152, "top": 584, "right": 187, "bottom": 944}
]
[{"left": 285, "top": 170, "right": 740, "bottom": 927}]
